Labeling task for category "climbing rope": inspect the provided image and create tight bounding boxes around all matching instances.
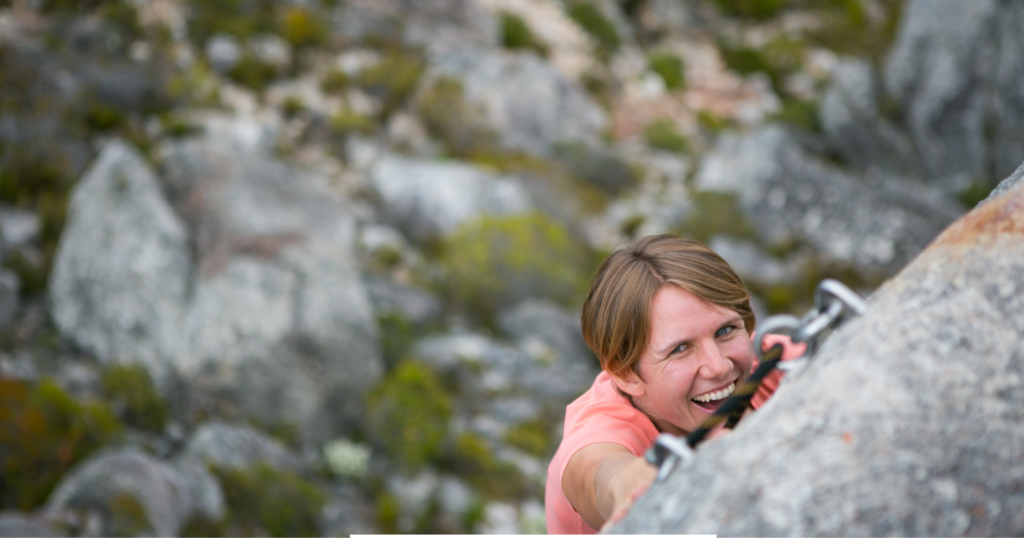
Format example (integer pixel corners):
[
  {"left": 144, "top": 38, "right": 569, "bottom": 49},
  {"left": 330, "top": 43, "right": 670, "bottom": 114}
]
[{"left": 644, "top": 279, "right": 868, "bottom": 480}]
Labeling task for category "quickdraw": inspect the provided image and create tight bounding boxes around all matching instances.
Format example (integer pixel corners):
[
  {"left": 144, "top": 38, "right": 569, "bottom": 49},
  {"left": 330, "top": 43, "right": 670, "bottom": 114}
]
[{"left": 644, "top": 279, "right": 868, "bottom": 480}]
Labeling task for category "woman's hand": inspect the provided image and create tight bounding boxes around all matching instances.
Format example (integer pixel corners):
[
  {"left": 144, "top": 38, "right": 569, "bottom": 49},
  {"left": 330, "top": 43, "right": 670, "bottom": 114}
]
[{"left": 756, "top": 332, "right": 807, "bottom": 361}]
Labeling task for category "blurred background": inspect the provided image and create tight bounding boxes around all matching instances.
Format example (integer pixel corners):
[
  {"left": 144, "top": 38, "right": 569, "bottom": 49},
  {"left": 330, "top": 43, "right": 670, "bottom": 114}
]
[{"left": 0, "top": 0, "right": 1020, "bottom": 535}]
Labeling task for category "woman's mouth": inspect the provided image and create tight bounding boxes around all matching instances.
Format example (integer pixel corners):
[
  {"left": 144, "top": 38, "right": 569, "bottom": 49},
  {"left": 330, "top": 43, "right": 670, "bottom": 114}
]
[{"left": 691, "top": 382, "right": 736, "bottom": 411}]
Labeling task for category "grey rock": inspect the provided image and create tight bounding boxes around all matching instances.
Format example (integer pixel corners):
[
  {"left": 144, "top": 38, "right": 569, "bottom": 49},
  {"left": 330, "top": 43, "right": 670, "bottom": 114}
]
[
  {"left": 319, "top": 484, "right": 378, "bottom": 536},
  {"left": 695, "top": 126, "right": 962, "bottom": 272},
  {"left": 45, "top": 447, "right": 223, "bottom": 537},
  {"left": 978, "top": 159, "right": 1024, "bottom": 207},
  {"left": 363, "top": 275, "right": 442, "bottom": 327},
  {"left": 335, "top": 0, "right": 497, "bottom": 55},
  {"left": 368, "top": 153, "right": 532, "bottom": 243},
  {"left": 428, "top": 50, "right": 608, "bottom": 156},
  {"left": 205, "top": 34, "right": 241, "bottom": 72},
  {"left": 613, "top": 176, "right": 1024, "bottom": 535},
  {"left": 181, "top": 421, "right": 303, "bottom": 471},
  {"left": 0, "top": 206, "right": 40, "bottom": 247},
  {"left": 0, "top": 513, "right": 63, "bottom": 537},
  {"left": 49, "top": 140, "right": 191, "bottom": 380},
  {"left": 0, "top": 268, "right": 19, "bottom": 329},
  {"left": 249, "top": 34, "right": 291, "bottom": 69},
  {"left": 51, "top": 119, "right": 383, "bottom": 443},
  {"left": 707, "top": 236, "right": 794, "bottom": 286}
]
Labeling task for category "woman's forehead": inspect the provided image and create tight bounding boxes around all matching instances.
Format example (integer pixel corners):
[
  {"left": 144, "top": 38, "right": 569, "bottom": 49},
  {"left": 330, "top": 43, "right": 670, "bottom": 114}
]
[{"left": 649, "top": 286, "right": 740, "bottom": 340}]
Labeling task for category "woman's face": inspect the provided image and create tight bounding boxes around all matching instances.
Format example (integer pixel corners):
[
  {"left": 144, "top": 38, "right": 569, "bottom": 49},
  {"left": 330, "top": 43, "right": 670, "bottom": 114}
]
[{"left": 613, "top": 284, "right": 755, "bottom": 436}]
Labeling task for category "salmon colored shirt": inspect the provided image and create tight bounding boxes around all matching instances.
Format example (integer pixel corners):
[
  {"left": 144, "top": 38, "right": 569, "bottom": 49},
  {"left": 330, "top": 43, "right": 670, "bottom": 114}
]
[{"left": 545, "top": 351, "right": 788, "bottom": 534}]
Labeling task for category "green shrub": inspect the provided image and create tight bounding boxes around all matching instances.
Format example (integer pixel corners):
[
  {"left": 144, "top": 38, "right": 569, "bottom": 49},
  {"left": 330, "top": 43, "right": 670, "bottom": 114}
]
[
  {"left": 556, "top": 143, "right": 639, "bottom": 196},
  {"left": 957, "top": 178, "right": 999, "bottom": 208},
  {"left": 0, "top": 378, "right": 122, "bottom": 510},
  {"left": 186, "top": 0, "right": 278, "bottom": 46},
  {"left": 643, "top": 120, "right": 689, "bottom": 154},
  {"left": 208, "top": 463, "right": 327, "bottom": 537},
  {"left": 772, "top": 99, "right": 821, "bottom": 132},
  {"left": 356, "top": 48, "right": 426, "bottom": 119},
  {"left": 101, "top": 364, "right": 169, "bottom": 432},
  {"left": 280, "top": 6, "right": 327, "bottom": 49},
  {"left": 648, "top": 52, "right": 686, "bottom": 90},
  {"left": 697, "top": 110, "right": 731, "bottom": 133},
  {"left": 226, "top": 53, "right": 280, "bottom": 92},
  {"left": 366, "top": 361, "right": 452, "bottom": 469},
  {"left": 330, "top": 108, "right": 374, "bottom": 136},
  {"left": 417, "top": 76, "right": 497, "bottom": 159},
  {"left": 500, "top": 12, "right": 548, "bottom": 57},
  {"left": 436, "top": 213, "right": 590, "bottom": 321},
  {"left": 566, "top": 2, "right": 620, "bottom": 60},
  {"left": 712, "top": 0, "right": 788, "bottom": 20},
  {"left": 677, "top": 191, "right": 755, "bottom": 243},
  {"left": 378, "top": 312, "right": 417, "bottom": 370},
  {"left": 718, "top": 36, "right": 805, "bottom": 99},
  {"left": 319, "top": 69, "right": 350, "bottom": 95},
  {"left": 446, "top": 432, "right": 530, "bottom": 500},
  {"left": 503, "top": 419, "right": 552, "bottom": 458}
]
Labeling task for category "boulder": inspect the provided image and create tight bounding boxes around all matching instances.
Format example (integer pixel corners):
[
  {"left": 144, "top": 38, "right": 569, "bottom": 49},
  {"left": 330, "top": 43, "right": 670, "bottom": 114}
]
[
  {"left": 427, "top": 50, "right": 608, "bottom": 156},
  {"left": 44, "top": 447, "right": 223, "bottom": 537},
  {"left": 695, "top": 126, "right": 962, "bottom": 273},
  {"left": 612, "top": 170, "right": 1024, "bottom": 535},
  {"left": 367, "top": 153, "right": 532, "bottom": 243},
  {"left": 0, "top": 269, "right": 19, "bottom": 329},
  {"left": 0, "top": 514, "right": 62, "bottom": 538},
  {"left": 181, "top": 421, "right": 303, "bottom": 472},
  {"left": 50, "top": 120, "right": 383, "bottom": 443},
  {"left": 335, "top": 0, "right": 497, "bottom": 55}
]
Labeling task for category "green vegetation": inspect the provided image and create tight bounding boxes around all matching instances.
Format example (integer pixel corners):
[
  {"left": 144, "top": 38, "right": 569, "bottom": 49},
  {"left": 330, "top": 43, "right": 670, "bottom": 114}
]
[
  {"left": 0, "top": 378, "right": 122, "bottom": 510},
  {"left": 500, "top": 12, "right": 548, "bottom": 57},
  {"left": 436, "top": 213, "right": 591, "bottom": 322},
  {"left": 957, "top": 178, "right": 999, "bottom": 208},
  {"left": 417, "top": 76, "right": 498, "bottom": 159},
  {"left": 566, "top": 2, "right": 620, "bottom": 60},
  {"left": 378, "top": 313, "right": 417, "bottom": 370},
  {"left": 712, "top": 0, "right": 788, "bottom": 20},
  {"left": 445, "top": 432, "right": 530, "bottom": 500},
  {"left": 772, "top": 99, "right": 821, "bottom": 132},
  {"left": 648, "top": 52, "right": 686, "bottom": 90},
  {"left": 697, "top": 110, "right": 732, "bottom": 133},
  {"left": 280, "top": 6, "right": 328, "bottom": 50},
  {"left": 356, "top": 48, "right": 426, "bottom": 119},
  {"left": 186, "top": 0, "right": 278, "bottom": 46},
  {"left": 226, "top": 53, "right": 281, "bottom": 92},
  {"left": 805, "top": 0, "right": 906, "bottom": 62},
  {"left": 330, "top": 108, "right": 374, "bottom": 136},
  {"left": 366, "top": 361, "right": 453, "bottom": 469},
  {"left": 194, "top": 463, "right": 328, "bottom": 537},
  {"left": 718, "top": 35, "right": 804, "bottom": 99},
  {"left": 100, "top": 364, "right": 169, "bottom": 432},
  {"left": 644, "top": 120, "right": 689, "bottom": 154},
  {"left": 503, "top": 418, "right": 553, "bottom": 458},
  {"left": 320, "top": 69, "right": 350, "bottom": 95},
  {"left": 556, "top": 143, "right": 640, "bottom": 197},
  {"left": 677, "top": 191, "right": 755, "bottom": 243},
  {"left": 108, "top": 492, "right": 151, "bottom": 537}
]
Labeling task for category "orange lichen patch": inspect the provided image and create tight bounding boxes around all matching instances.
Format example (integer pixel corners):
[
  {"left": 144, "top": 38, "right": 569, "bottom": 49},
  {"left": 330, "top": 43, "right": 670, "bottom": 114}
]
[{"left": 932, "top": 180, "right": 1024, "bottom": 247}]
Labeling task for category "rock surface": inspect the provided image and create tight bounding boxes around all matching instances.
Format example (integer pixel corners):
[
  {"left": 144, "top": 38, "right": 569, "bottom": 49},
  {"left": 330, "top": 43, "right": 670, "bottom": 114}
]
[
  {"left": 613, "top": 172, "right": 1024, "bottom": 535},
  {"left": 695, "top": 126, "right": 962, "bottom": 272},
  {"left": 44, "top": 447, "right": 223, "bottom": 537},
  {"left": 50, "top": 123, "right": 383, "bottom": 442},
  {"left": 181, "top": 421, "right": 303, "bottom": 472}
]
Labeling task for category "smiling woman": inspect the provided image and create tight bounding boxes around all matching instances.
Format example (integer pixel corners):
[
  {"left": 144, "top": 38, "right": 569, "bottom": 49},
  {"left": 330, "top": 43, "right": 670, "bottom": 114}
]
[{"left": 545, "top": 234, "right": 803, "bottom": 534}]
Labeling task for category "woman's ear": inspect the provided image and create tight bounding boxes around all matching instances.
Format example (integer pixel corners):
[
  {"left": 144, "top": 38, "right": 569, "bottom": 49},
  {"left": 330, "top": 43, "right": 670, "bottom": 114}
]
[{"left": 610, "top": 368, "right": 646, "bottom": 398}]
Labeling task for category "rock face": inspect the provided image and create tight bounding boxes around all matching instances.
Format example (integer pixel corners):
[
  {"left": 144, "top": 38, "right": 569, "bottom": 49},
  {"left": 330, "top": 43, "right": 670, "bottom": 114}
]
[
  {"left": 613, "top": 172, "right": 1024, "bottom": 535},
  {"left": 695, "top": 126, "right": 962, "bottom": 273},
  {"left": 428, "top": 50, "right": 608, "bottom": 156},
  {"left": 49, "top": 121, "right": 383, "bottom": 442},
  {"left": 45, "top": 447, "right": 223, "bottom": 537},
  {"left": 822, "top": 0, "right": 1024, "bottom": 189}
]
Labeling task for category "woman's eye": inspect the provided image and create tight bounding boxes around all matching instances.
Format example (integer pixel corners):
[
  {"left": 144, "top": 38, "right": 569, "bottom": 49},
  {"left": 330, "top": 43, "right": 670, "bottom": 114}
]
[
  {"left": 716, "top": 326, "right": 734, "bottom": 338},
  {"left": 670, "top": 343, "right": 687, "bottom": 355}
]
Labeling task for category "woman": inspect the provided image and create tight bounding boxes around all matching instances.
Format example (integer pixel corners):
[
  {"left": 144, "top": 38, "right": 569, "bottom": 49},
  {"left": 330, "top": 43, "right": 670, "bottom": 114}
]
[{"left": 545, "top": 234, "right": 803, "bottom": 533}]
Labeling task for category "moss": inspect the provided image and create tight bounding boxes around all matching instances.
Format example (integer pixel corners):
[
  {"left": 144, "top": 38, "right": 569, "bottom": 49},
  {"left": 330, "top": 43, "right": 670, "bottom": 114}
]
[
  {"left": 366, "top": 361, "right": 452, "bottom": 469},
  {"left": 436, "top": 213, "right": 591, "bottom": 323},
  {"left": 566, "top": 2, "right": 620, "bottom": 60},
  {"left": 678, "top": 191, "right": 755, "bottom": 243},
  {"left": 356, "top": 48, "right": 426, "bottom": 119},
  {"left": 280, "top": 6, "right": 328, "bottom": 50},
  {"left": 644, "top": 120, "right": 689, "bottom": 154},
  {"left": 330, "top": 108, "right": 374, "bottom": 136},
  {"left": 503, "top": 418, "right": 552, "bottom": 458},
  {"left": 209, "top": 463, "right": 327, "bottom": 537},
  {"left": 319, "top": 69, "right": 350, "bottom": 95},
  {"left": 186, "top": 0, "right": 278, "bottom": 46},
  {"left": 417, "top": 76, "right": 497, "bottom": 159},
  {"left": 226, "top": 53, "right": 281, "bottom": 93},
  {"left": 648, "top": 52, "right": 686, "bottom": 90},
  {"left": 712, "top": 0, "right": 788, "bottom": 20},
  {"left": 0, "top": 378, "right": 122, "bottom": 511},
  {"left": 107, "top": 492, "right": 151, "bottom": 537},
  {"left": 100, "top": 364, "right": 169, "bottom": 432},
  {"left": 771, "top": 99, "right": 821, "bottom": 132},
  {"left": 500, "top": 12, "right": 548, "bottom": 57},
  {"left": 446, "top": 432, "right": 530, "bottom": 500}
]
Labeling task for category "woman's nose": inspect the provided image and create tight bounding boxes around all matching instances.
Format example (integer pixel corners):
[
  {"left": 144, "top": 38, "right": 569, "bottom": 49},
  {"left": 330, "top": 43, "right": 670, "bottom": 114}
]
[{"left": 698, "top": 343, "right": 733, "bottom": 379}]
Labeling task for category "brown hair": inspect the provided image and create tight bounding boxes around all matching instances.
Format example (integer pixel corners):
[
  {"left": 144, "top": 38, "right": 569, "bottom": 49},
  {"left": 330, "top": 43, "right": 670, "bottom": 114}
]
[{"left": 581, "top": 234, "right": 755, "bottom": 376}]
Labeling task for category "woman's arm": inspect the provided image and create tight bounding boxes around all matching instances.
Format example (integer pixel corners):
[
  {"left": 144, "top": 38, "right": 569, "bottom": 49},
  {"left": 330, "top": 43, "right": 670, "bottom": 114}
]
[{"left": 562, "top": 442, "right": 657, "bottom": 530}]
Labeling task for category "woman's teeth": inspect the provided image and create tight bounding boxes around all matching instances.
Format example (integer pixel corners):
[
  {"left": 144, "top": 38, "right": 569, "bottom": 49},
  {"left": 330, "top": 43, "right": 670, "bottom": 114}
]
[{"left": 692, "top": 382, "right": 735, "bottom": 403}]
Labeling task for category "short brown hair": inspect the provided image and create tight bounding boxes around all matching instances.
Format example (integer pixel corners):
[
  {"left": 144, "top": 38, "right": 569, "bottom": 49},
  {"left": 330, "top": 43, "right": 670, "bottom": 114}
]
[{"left": 580, "top": 234, "right": 755, "bottom": 376}]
